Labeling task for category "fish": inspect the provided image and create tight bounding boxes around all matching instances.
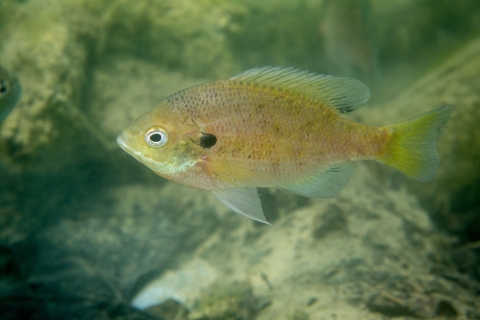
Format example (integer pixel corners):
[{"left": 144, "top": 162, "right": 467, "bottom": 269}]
[
  {"left": 0, "top": 65, "right": 22, "bottom": 122},
  {"left": 117, "top": 66, "right": 453, "bottom": 224}
]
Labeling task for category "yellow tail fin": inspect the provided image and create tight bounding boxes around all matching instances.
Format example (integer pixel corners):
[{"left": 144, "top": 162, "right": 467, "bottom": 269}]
[{"left": 383, "top": 105, "right": 454, "bottom": 182}]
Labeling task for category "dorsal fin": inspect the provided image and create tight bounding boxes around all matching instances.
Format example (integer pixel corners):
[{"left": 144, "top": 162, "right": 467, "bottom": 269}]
[{"left": 230, "top": 66, "right": 370, "bottom": 113}]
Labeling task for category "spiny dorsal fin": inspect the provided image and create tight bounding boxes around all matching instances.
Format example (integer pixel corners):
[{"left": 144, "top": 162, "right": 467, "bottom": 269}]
[{"left": 230, "top": 66, "right": 370, "bottom": 113}]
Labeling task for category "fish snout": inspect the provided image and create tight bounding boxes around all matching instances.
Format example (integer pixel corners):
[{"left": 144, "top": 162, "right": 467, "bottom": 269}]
[{"left": 117, "top": 131, "right": 131, "bottom": 153}]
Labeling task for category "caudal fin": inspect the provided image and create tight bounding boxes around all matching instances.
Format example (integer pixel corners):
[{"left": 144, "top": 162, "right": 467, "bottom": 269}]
[{"left": 382, "top": 105, "right": 454, "bottom": 182}]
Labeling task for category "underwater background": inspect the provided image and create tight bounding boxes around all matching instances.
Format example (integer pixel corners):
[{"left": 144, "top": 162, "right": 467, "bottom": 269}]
[{"left": 1, "top": 0, "right": 480, "bottom": 319}]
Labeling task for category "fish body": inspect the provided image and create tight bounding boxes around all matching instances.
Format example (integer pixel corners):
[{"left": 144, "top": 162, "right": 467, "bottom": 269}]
[
  {"left": 0, "top": 65, "right": 22, "bottom": 122},
  {"left": 118, "top": 66, "right": 453, "bottom": 224}
]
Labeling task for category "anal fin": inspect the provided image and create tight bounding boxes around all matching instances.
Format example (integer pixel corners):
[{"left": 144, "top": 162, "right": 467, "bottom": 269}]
[{"left": 282, "top": 162, "right": 353, "bottom": 198}]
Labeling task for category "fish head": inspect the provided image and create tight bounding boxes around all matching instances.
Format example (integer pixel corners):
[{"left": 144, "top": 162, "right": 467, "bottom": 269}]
[{"left": 117, "top": 101, "right": 202, "bottom": 177}]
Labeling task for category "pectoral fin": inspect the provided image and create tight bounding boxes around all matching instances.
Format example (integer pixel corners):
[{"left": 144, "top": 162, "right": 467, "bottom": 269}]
[
  {"left": 282, "top": 162, "right": 353, "bottom": 198},
  {"left": 211, "top": 187, "right": 270, "bottom": 225},
  {"left": 209, "top": 160, "right": 277, "bottom": 187}
]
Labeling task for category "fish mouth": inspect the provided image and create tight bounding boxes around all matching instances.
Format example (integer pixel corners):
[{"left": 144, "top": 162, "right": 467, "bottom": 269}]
[
  {"left": 116, "top": 131, "right": 162, "bottom": 172},
  {"left": 117, "top": 132, "right": 132, "bottom": 154},
  {"left": 117, "top": 131, "right": 142, "bottom": 161}
]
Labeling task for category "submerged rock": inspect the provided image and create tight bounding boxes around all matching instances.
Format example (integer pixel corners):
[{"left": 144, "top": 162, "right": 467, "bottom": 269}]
[
  {"left": 0, "top": 1, "right": 89, "bottom": 170},
  {"left": 362, "top": 36, "right": 480, "bottom": 279},
  {"left": 133, "top": 165, "right": 480, "bottom": 319}
]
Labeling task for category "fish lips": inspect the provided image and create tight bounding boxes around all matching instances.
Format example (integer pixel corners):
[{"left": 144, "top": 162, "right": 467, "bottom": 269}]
[
  {"left": 117, "top": 131, "right": 159, "bottom": 169},
  {"left": 117, "top": 131, "right": 131, "bottom": 154},
  {"left": 117, "top": 130, "right": 145, "bottom": 163}
]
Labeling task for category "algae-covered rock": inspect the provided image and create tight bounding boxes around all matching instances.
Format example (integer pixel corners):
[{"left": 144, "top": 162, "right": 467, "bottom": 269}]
[
  {"left": 0, "top": 179, "right": 222, "bottom": 318},
  {"left": 133, "top": 166, "right": 480, "bottom": 319},
  {"left": 0, "top": 1, "right": 89, "bottom": 169},
  {"left": 188, "top": 280, "right": 268, "bottom": 320},
  {"left": 76, "top": 0, "right": 242, "bottom": 78},
  {"left": 360, "top": 37, "right": 480, "bottom": 268}
]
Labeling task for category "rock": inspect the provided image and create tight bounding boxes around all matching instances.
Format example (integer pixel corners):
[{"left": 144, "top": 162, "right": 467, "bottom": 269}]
[
  {"left": 0, "top": 180, "right": 222, "bottom": 318},
  {"left": 0, "top": 1, "right": 89, "bottom": 170},
  {"left": 359, "top": 36, "right": 480, "bottom": 278},
  {"left": 145, "top": 299, "right": 190, "bottom": 320},
  {"left": 133, "top": 165, "right": 480, "bottom": 319}
]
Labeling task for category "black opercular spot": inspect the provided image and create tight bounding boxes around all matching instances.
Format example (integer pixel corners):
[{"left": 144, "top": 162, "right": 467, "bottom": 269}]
[{"left": 200, "top": 132, "right": 217, "bottom": 149}]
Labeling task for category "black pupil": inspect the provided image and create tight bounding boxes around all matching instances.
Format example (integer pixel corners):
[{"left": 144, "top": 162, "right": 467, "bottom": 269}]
[{"left": 149, "top": 133, "right": 163, "bottom": 143}]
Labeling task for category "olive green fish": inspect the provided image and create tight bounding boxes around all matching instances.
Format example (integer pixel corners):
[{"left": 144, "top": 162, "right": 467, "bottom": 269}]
[
  {"left": 117, "top": 66, "right": 453, "bottom": 224},
  {"left": 0, "top": 65, "right": 22, "bottom": 122}
]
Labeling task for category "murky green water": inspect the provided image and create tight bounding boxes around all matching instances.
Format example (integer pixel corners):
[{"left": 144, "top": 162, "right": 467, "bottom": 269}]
[{"left": 1, "top": 0, "right": 479, "bottom": 319}]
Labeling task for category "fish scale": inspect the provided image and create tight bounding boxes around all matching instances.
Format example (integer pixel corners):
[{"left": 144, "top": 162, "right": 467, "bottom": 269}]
[{"left": 194, "top": 84, "right": 382, "bottom": 171}]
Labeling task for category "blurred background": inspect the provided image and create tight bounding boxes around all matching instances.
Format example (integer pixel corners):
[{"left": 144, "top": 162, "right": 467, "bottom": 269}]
[{"left": 1, "top": 0, "right": 480, "bottom": 319}]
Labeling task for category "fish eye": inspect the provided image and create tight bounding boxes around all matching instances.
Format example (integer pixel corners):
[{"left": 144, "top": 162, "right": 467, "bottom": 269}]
[
  {"left": 145, "top": 128, "right": 168, "bottom": 147},
  {"left": 0, "top": 80, "right": 9, "bottom": 96}
]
